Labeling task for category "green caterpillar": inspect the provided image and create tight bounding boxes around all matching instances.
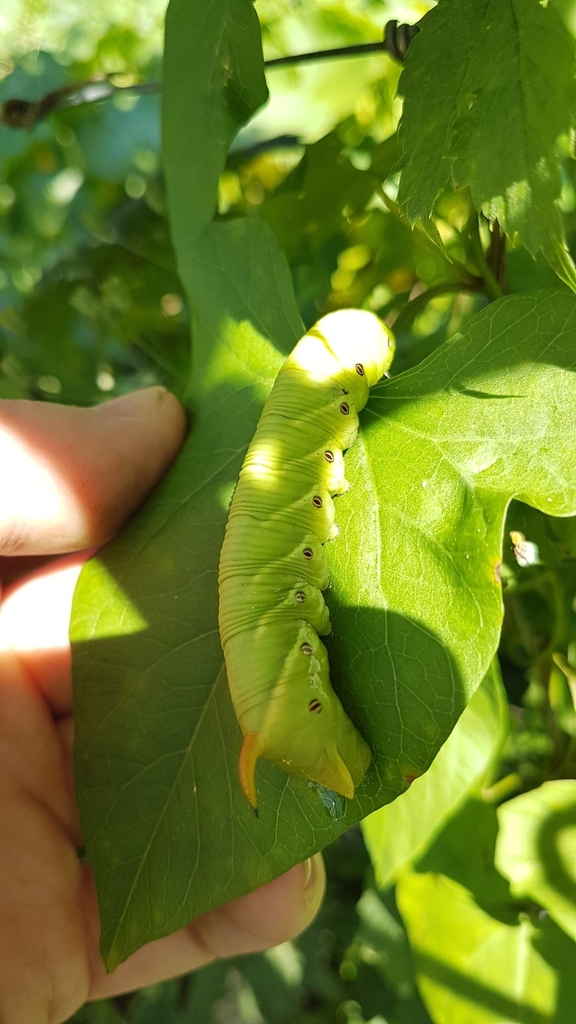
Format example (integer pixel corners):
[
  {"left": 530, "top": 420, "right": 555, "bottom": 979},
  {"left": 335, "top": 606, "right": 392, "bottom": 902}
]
[{"left": 218, "top": 309, "right": 395, "bottom": 811}]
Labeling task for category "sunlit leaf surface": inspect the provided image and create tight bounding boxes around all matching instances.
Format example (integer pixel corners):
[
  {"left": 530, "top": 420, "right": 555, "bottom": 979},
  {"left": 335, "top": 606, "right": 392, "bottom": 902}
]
[
  {"left": 496, "top": 780, "right": 576, "bottom": 943},
  {"left": 398, "top": 868, "right": 576, "bottom": 1024}
]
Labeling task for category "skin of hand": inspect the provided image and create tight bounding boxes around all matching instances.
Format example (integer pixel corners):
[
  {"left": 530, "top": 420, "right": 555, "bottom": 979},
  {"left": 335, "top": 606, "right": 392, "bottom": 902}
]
[{"left": 0, "top": 388, "right": 326, "bottom": 1024}]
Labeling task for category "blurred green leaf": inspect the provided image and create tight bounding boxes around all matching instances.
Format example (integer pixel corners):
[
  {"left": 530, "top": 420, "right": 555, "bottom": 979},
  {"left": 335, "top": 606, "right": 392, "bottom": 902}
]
[
  {"left": 0, "top": 0, "right": 167, "bottom": 65},
  {"left": 66, "top": 999, "right": 128, "bottom": 1024},
  {"left": 261, "top": 132, "right": 378, "bottom": 264},
  {"left": 122, "top": 980, "right": 188, "bottom": 1024},
  {"left": 496, "top": 780, "right": 576, "bottom": 942},
  {"left": 355, "top": 889, "right": 417, "bottom": 1001},
  {"left": 416, "top": 798, "right": 512, "bottom": 912},
  {"left": 397, "top": 0, "right": 576, "bottom": 288},
  {"left": 397, "top": 868, "right": 576, "bottom": 1024},
  {"left": 73, "top": 95, "right": 160, "bottom": 181},
  {"left": 361, "top": 659, "right": 508, "bottom": 889},
  {"left": 259, "top": 131, "right": 418, "bottom": 323},
  {"left": 183, "top": 961, "right": 231, "bottom": 1022}
]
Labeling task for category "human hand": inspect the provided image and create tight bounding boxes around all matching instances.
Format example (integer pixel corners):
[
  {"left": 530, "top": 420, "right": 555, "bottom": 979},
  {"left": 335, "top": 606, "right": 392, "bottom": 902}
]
[{"left": 0, "top": 389, "right": 325, "bottom": 1024}]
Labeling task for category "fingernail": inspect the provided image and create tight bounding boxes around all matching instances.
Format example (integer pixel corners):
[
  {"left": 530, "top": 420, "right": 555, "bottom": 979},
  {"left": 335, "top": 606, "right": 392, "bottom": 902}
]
[{"left": 95, "top": 386, "right": 169, "bottom": 418}]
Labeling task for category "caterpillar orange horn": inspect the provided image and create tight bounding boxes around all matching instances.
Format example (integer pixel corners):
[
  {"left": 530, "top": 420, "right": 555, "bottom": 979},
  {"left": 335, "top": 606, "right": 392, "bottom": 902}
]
[{"left": 238, "top": 731, "right": 264, "bottom": 815}]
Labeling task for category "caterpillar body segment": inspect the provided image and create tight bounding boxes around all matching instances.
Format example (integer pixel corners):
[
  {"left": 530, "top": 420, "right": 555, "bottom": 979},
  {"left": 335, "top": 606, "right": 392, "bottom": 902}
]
[{"left": 218, "top": 309, "right": 395, "bottom": 810}]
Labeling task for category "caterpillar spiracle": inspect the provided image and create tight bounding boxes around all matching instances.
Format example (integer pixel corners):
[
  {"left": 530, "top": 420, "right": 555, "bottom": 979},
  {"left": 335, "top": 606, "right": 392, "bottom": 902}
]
[{"left": 218, "top": 310, "right": 395, "bottom": 811}]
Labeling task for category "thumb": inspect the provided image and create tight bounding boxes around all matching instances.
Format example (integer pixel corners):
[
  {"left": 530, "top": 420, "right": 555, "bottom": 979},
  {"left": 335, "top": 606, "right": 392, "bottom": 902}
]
[{"left": 0, "top": 388, "right": 187, "bottom": 556}]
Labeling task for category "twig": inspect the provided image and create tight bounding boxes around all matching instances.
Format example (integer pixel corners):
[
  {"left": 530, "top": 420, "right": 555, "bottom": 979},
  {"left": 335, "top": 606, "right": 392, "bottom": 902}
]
[{"left": 1, "top": 79, "right": 160, "bottom": 128}]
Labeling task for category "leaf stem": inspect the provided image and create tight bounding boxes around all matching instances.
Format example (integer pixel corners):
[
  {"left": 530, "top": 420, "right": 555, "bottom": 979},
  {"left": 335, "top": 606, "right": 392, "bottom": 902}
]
[
  {"left": 467, "top": 213, "right": 504, "bottom": 301},
  {"left": 552, "top": 652, "right": 576, "bottom": 712},
  {"left": 486, "top": 219, "right": 507, "bottom": 292},
  {"left": 481, "top": 772, "right": 523, "bottom": 803}
]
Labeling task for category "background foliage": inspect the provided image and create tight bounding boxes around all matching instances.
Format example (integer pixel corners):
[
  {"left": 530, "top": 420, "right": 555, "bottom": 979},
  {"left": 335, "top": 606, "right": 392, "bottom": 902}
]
[{"left": 3, "top": 0, "right": 576, "bottom": 1021}]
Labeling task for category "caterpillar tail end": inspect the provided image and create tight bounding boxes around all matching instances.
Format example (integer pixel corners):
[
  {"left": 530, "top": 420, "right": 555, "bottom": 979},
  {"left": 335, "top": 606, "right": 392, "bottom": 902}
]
[{"left": 239, "top": 731, "right": 264, "bottom": 813}]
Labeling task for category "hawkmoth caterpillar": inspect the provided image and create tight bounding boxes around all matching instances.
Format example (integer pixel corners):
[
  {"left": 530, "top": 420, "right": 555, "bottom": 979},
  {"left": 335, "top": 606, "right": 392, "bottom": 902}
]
[{"left": 218, "top": 309, "right": 395, "bottom": 811}]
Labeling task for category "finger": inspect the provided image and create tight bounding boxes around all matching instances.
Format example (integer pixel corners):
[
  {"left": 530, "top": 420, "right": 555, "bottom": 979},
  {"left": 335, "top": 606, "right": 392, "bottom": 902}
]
[
  {"left": 87, "top": 854, "right": 326, "bottom": 1000},
  {"left": 0, "top": 645, "right": 79, "bottom": 839},
  {"left": 0, "top": 388, "right": 187, "bottom": 556},
  {"left": 0, "top": 553, "right": 89, "bottom": 716},
  {"left": 0, "top": 554, "right": 53, "bottom": 588}
]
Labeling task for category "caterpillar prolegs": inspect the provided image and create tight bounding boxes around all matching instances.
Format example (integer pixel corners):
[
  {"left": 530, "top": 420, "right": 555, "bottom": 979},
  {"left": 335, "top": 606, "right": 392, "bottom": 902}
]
[{"left": 218, "top": 310, "right": 395, "bottom": 810}]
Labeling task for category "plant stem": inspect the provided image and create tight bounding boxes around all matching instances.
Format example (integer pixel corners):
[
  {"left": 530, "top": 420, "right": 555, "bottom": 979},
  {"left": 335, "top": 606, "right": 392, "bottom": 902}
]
[
  {"left": 486, "top": 218, "right": 507, "bottom": 292},
  {"left": 481, "top": 772, "right": 523, "bottom": 803},
  {"left": 266, "top": 41, "right": 392, "bottom": 68},
  {"left": 467, "top": 212, "right": 504, "bottom": 300},
  {"left": 553, "top": 652, "right": 576, "bottom": 712}
]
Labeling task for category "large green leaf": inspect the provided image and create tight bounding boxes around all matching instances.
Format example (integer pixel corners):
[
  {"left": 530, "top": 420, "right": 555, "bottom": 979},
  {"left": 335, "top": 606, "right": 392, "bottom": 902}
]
[
  {"left": 73, "top": 288, "right": 576, "bottom": 968},
  {"left": 495, "top": 780, "right": 576, "bottom": 942},
  {"left": 397, "top": 869, "right": 576, "bottom": 1024},
  {"left": 396, "top": 0, "right": 576, "bottom": 288},
  {"left": 162, "top": 0, "right": 268, "bottom": 254},
  {"left": 361, "top": 659, "right": 508, "bottom": 889},
  {"left": 71, "top": 215, "right": 304, "bottom": 970}
]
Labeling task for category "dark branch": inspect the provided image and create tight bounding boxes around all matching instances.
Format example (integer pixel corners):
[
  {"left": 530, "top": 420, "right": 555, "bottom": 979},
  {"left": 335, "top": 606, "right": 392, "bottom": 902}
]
[
  {"left": 1, "top": 79, "right": 161, "bottom": 129},
  {"left": 268, "top": 20, "right": 419, "bottom": 67},
  {"left": 1, "top": 19, "right": 419, "bottom": 131},
  {"left": 267, "top": 41, "right": 392, "bottom": 69}
]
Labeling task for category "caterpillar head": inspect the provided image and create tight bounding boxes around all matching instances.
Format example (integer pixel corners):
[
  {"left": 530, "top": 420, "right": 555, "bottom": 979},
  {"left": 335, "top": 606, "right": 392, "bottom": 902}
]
[
  {"left": 284, "top": 309, "right": 394, "bottom": 409},
  {"left": 315, "top": 309, "right": 395, "bottom": 388}
]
